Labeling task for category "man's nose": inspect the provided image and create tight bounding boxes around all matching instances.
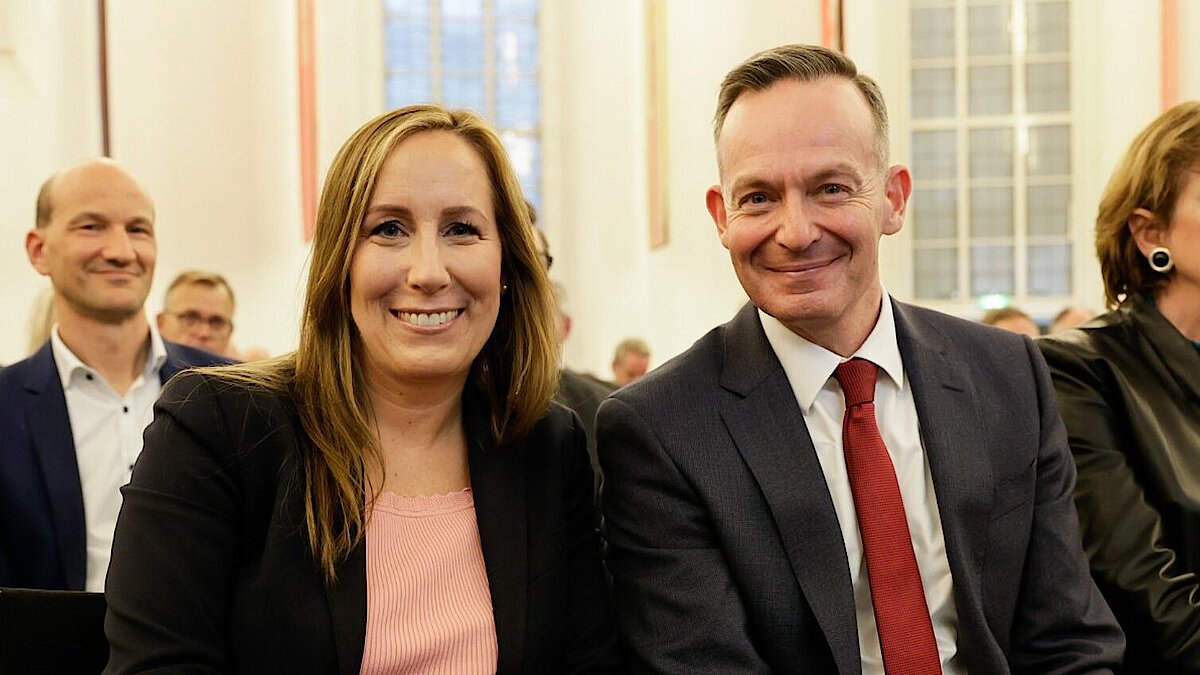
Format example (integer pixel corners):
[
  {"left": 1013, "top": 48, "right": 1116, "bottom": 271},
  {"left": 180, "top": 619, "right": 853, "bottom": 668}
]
[
  {"left": 102, "top": 229, "right": 137, "bottom": 264},
  {"left": 775, "top": 198, "right": 821, "bottom": 250}
]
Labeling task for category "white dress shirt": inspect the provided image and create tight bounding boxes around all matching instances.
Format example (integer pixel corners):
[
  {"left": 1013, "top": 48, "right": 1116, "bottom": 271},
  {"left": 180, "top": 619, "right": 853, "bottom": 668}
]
[
  {"left": 759, "top": 292, "right": 964, "bottom": 674},
  {"left": 51, "top": 324, "right": 167, "bottom": 592}
]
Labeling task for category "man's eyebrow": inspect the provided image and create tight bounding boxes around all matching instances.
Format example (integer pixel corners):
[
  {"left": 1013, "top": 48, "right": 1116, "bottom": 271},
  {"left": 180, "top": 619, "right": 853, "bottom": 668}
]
[
  {"left": 66, "top": 212, "right": 153, "bottom": 227},
  {"left": 68, "top": 211, "right": 111, "bottom": 224},
  {"left": 727, "top": 177, "right": 776, "bottom": 197}
]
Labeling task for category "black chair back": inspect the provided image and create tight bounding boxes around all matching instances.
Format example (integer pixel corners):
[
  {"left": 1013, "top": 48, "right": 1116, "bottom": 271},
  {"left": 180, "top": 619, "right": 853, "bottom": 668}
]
[{"left": 0, "top": 587, "right": 108, "bottom": 674}]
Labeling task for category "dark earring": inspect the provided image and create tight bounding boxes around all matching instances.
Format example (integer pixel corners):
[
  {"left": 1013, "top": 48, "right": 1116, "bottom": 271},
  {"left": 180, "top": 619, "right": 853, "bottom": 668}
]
[{"left": 1148, "top": 247, "right": 1174, "bottom": 273}]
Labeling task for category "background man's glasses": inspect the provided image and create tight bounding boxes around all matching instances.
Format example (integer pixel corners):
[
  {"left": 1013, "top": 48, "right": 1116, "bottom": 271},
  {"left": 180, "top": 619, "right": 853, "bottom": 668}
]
[{"left": 168, "top": 311, "right": 232, "bottom": 334}]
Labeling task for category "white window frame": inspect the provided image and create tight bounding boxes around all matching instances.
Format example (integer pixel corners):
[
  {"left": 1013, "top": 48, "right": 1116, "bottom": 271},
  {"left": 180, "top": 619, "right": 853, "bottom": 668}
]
[{"left": 850, "top": 0, "right": 1106, "bottom": 321}]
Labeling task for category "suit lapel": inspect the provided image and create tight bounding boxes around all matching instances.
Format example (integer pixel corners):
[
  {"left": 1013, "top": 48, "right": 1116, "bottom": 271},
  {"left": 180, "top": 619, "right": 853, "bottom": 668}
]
[
  {"left": 892, "top": 301, "right": 993, "bottom": 650},
  {"left": 160, "top": 341, "right": 187, "bottom": 384},
  {"left": 718, "top": 305, "right": 859, "bottom": 675},
  {"left": 23, "top": 343, "right": 88, "bottom": 589},
  {"left": 466, "top": 391, "right": 527, "bottom": 673}
]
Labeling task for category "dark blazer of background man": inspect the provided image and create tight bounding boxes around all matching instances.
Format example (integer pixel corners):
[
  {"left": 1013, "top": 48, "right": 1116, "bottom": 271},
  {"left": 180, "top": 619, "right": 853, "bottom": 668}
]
[
  {"left": 597, "top": 44, "right": 1123, "bottom": 673},
  {"left": 0, "top": 159, "right": 226, "bottom": 591}
]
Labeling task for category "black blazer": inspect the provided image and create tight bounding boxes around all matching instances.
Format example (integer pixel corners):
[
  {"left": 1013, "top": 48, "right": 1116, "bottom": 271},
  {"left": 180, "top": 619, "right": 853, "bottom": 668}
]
[
  {"left": 102, "top": 371, "right": 620, "bottom": 674},
  {"left": 1038, "top": 295, "right": 1200, "bottom": 672},
  {"left": 597, "top": 300, "right": 1123, "bottom": 674},
  {"left": 0, "top": 338, "right": 227, "bottom": 590}
]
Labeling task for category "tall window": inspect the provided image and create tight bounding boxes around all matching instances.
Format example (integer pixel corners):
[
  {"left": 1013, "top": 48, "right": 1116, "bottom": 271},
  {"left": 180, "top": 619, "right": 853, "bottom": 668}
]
[
  {"left": 383, "top": 0, "right": 542, "bottom": 207},
  {"left": 908, "top": 0, "right": 1072, "bottom": 307}
]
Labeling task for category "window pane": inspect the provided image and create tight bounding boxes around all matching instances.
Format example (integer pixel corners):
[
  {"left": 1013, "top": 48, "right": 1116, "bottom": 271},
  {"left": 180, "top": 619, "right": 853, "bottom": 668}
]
[
  {"left": 1028, "top": 184, "right": 1070, "bottom": 236},
  {"left": 1026, "top": 62, "right": 1069, "bottom": 112},
  {"left": 441, "top": 19, "right": 485, "bottom": 70},
  {"left": 502, "top": 132, "right": 540, "bottom": 197},
  {"left": 386, "top": 0, "right": 430, "bottom": 14},
  {"left": 1027, "top": 1, "right": 1069, "bottom": 54},
  {"left": 1028, "top": 243, "right": 1071, "bottom": 295},
  {"left": 915, "top": 247, "right": 959, "bottom": 299},
  {"left": 496, "top": 0, "right": 538, "bottom": 17},
  {"left": 968, "top": 3, "right": 1011, "bottom": 57},
  {"left": 442, "top": 74, "right": 486, "bottom": 111},
  {"left": 442, "top": 0, "right": 483, "bottom": 19},
  {"left": 386, "top": 73, "right": 431, "bottom": 108},
  {"left": 969, "top": 64, "right": 1012, "bottom": 115},
  {"left": 912, "top": 130, "right": 957, "bottom": 180},
  {"left": 496, "top": 74, "right": 539, "bottom": 128},
  {"left": 912, "top": 7, "right": 956, "bottom": 59},
  {"left": 971, "top": 244, "right": 1015, "bottom": 295},
  {"left": 496, "top": 17, "right": 538, "bottom": 72},
  {"left": 386, "top": 18, "right": 431, "bottom": 68},
  {"left": 1027, "top": 125, "right": 1070, "bottom": 176},
  {"left": 970, "top": 186, "right": 1013, "bottom": 238},
  {"left": 912, "top": 67, "right": 956, "bottom": 118},
  {"left": 912, "top": 188, "right": 957, "bottom": 240},
  {"left": 969, "top": 127, "right": 1013, "bottom": 178}
]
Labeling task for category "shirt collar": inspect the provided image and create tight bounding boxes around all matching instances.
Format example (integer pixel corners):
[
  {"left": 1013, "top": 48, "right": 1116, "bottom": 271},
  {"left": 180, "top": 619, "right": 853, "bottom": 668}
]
[
  {"left": 51, "top": 321, "right": 169, "bottom": 390},
  {"left": 759, "top": 287, "right": 905, "bottom": 412}
]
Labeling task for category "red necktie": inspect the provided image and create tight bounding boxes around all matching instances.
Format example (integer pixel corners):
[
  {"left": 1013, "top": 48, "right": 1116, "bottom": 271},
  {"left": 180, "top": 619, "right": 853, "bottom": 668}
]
[{"left": 834, "top": 358, "right": 942, "bottom": 674}]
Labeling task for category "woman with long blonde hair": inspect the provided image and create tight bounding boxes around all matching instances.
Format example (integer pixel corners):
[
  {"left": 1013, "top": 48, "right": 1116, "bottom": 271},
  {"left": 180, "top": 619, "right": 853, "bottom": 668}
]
[{"left": 103, "top": 105, "right": 619, "bottom": 673}]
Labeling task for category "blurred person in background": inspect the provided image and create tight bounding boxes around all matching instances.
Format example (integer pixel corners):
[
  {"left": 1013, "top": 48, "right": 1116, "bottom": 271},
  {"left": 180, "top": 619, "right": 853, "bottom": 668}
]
[
  {"left": 610, "top": 337, "right": 650, "bottom": 387},
  {"left": 1038, "top": 100, "right": 1200, "bottom": 672},
  {"left": 980, "top": 306, "right": 1041, "bottom": 337},
  {"left": 156, "top": 270, "right": 236, "bottom": 357},
  {"left": 0, "top": 158, "right": 225, "bottom": 592},
  {"left": 25, "top": 285, "right": 56, "bottom": 355},
  {"left": 1048, "top": 305, "right": 1095, "bottom": 334}
]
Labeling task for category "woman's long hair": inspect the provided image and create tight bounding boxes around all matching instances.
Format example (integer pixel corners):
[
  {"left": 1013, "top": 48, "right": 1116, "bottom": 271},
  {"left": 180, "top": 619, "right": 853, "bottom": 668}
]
[{"left": 212, "top": 105, "right": 559, "bottom": 581}]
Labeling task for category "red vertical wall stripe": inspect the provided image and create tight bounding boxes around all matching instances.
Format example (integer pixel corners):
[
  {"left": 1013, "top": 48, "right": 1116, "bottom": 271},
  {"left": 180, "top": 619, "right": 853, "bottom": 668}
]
[{"left": 297, "top": 0, "right": 318, "bottom": 241}]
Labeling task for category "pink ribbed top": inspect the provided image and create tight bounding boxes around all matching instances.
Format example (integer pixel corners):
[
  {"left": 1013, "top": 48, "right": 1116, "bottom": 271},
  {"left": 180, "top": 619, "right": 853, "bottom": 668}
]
[{"left": 360, "top": 488, "right": 498, "bottom": 675}]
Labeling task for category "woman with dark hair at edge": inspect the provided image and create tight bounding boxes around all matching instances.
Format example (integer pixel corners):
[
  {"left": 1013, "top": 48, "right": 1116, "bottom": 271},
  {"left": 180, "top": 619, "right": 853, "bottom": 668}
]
[{"left": 1038, "top": 101, "right": 1200, "bottom": 673}]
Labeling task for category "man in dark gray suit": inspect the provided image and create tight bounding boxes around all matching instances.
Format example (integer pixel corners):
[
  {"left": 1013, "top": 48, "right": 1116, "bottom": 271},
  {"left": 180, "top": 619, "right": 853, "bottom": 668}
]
[{"left": 596, "top": 44, "right": 1123, "bottom": 673}]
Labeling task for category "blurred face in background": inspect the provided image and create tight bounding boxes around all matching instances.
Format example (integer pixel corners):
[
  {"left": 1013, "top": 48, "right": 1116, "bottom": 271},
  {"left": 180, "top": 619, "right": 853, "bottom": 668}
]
[
  {"left": 992, "top": 315, "right": 1041, "bottom": 338},
  {"left": 612, "top": 351, "right": 649, "bottom": 386},
  {"left": 158, "top": 282, "right": 235, "bottom": 354}
]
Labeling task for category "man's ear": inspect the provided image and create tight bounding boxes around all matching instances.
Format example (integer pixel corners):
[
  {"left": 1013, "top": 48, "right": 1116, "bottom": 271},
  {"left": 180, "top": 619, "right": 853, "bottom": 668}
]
[
  {"left": 882, "top": 165, "right": 912, "bottom": 236},
  {"left": 156, "top": 312, "right": 168, "bottom": 332},
  {"left": 26, "top": 229, "right": 50, "bottom": 276},
  {"left": 706, "top": 185, "right": 731, "bottom": 246},
  {"left": 1127, "top": 208, "right": 1167, "bottom": 257}
]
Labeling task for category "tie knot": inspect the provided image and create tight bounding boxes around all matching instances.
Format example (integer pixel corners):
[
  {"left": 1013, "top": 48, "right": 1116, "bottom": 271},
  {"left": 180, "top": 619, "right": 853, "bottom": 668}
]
[{"left": 834, "top": 358, "right": 878, "bottom": 407}]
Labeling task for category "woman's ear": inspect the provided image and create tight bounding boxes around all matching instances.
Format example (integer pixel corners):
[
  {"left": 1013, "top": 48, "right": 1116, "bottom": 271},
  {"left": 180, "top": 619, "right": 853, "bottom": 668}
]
[{"left": 1127, "top": 207, "right": 1167, "bottom": 257}]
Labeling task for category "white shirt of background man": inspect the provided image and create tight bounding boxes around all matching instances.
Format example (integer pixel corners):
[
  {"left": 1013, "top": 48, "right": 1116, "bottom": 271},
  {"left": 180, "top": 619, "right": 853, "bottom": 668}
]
[{"left": 51, "top": 323, "right": 167, "bottom": 592}]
